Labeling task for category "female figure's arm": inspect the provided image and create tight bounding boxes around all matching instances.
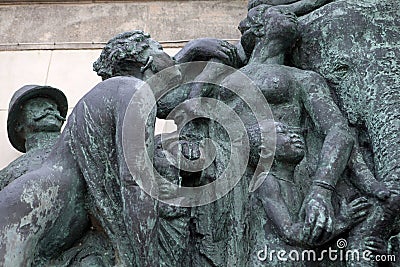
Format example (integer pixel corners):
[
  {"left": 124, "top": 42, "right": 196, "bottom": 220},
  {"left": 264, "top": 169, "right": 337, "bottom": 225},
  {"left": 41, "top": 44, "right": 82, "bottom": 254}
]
[
  {"left": 298, "top": 70, "right": 354, "bottom": 244},
  {"left": 248, "top": 0, "right": 333, "bottom": 16},
  {"left": 173, "top": 38, "right": 242, "bottom": 67}
]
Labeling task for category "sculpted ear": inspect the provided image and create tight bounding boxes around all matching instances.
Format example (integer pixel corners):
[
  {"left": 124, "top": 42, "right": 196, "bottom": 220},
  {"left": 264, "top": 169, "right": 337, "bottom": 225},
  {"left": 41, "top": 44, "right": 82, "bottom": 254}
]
[
  {"left": 259, "top": 145, "right": 274, "bottom": 160},
  {"left": 253, "top": 25, "right": 265, "bottom": 37},
  {"left": 14, "top": 115, "right": 27, "bottom": 133},
  {"left": 15, "top": 123, "right": 24, "bottom": 133}
]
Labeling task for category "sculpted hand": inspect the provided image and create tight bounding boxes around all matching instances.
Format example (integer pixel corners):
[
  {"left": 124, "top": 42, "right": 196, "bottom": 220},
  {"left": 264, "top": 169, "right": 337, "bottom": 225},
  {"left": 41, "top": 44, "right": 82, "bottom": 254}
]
[
  {"left": 282, "top": 223, "right": 310, "bottom": 246},
  {"left": 300, "top": 187, "right": 334, "bottom": 245},
  {"left": 364, "top": 236, "right": 388, "bottom": 256},
  {"left": 371, "top": 181, "right": 390, "bottom": 201},
  {"left": 214, "top": 40, "right": 240, "bottom": 68},
  {"left": 191, "top": 38, "right": 240, "bottom": 68},
  {"left": 336, "top": 197, "right": 371, "bottom": 231}
]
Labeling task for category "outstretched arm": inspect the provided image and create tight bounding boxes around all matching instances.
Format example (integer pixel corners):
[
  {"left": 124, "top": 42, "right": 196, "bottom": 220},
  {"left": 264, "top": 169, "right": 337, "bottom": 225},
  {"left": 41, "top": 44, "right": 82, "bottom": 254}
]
[
  {"left": 248, "top": 0, "right": 333, "bottom": 16},
  {"left": 173, "top": 38, "right": 242, "bottom": 67},
  {"left": 278, "top": 0, "right": 333, "bottom": 16}
]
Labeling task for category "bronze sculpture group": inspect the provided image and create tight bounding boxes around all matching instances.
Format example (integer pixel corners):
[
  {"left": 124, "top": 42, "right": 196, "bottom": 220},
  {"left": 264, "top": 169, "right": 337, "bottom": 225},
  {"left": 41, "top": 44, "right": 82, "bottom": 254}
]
[{"left": 0, "top": 0, "right": 399, "bottom": 266}]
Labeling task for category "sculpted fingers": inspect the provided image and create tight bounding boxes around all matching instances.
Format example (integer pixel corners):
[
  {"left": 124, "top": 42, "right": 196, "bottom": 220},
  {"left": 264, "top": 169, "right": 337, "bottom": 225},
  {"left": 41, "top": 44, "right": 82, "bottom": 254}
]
[
  {"left": 347, "top": 197, "right": 371, "bottom": 223},
  {"left": 310, "top": 212, "right": 326, "bottom": 243},
  {"left": 349, "top": 197, "right": 371, "bottom": 212},
  {"left": 302, "top": 204, "right": 317, "bottom": 243},
  {"left": 286, "top": 12, "right": 297, "bottom": 24},
  {"left": 302, "top": 197, "right": 336, "bottom": 245},
  {"left": 311, "top": 208, "right": 334, "bottom": 244},
  {"left": 215, "top": 50, "right": 231, "bottom": 64},
  {"left": 364, "top": 237, "right": 387, "bottom": 255},
  {"left": 220, "top": 41, "right": 238, "bottom": 67},
  {"left": 325, "top": 214, "right": 333, "bottom": 234}
]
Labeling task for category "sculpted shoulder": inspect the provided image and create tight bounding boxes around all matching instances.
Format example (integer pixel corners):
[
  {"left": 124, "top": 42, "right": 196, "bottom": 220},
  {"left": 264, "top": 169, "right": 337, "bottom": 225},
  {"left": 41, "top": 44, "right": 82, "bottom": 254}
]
[
  {"left": 95, "top": 76, "right": 145, "bottom": 95},
  {"left": 77, "top": 76, "right": 145, "bottom": 107}
]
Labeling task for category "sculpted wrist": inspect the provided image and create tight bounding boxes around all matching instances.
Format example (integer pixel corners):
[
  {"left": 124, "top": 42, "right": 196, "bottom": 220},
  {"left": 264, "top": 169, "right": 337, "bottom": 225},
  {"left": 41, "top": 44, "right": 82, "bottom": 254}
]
[{"left": 312, "top": 180, "right": 336, "bottom": 193}]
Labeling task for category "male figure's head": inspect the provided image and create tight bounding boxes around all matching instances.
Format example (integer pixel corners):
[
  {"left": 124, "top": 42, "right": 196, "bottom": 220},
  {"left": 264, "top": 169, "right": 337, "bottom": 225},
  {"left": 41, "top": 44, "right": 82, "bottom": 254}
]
[
  {"left": 93, "top": 30, "right": 176, "bottom": 81},
  {"left": 239, "top": 5, "right": 299, "bottom": 58},
  {"left": 94, "top": 30, "right": 184, "bottom": 119},
  {"left": 7, "top": 85, "right": 68, "bottom": 152}
]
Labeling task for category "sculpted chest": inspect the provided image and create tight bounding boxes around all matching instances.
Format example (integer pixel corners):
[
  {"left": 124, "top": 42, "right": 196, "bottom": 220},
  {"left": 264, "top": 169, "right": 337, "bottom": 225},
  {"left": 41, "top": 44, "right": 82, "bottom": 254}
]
[{"left": 238, "top": 64, "right": 302, "bottom": 126}]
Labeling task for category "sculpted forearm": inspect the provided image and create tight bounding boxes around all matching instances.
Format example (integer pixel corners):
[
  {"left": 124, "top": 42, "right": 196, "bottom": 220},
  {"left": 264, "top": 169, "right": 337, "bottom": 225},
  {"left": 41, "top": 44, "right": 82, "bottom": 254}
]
[
  {"left": 248, "top": 0, "right": 333, "bottom": 15},
  {"left": 313, "top": 126, "right": 353, "bottom": 187},
  {"left": 300, "top": 71, "right": 354, "bottom": 187},
  {"left": 279, "top": 0, "right": 333, "bottom": 16}
]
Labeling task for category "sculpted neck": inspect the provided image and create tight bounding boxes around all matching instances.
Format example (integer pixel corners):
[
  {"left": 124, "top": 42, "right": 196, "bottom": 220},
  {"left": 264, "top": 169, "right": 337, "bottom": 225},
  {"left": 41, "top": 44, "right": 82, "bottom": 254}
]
[
  {"left": 260, "top": 160, "right": 297, "bottom": 183},
  {"left": 248, "top": 38, "right": 287, "bottom": 65},
  {"left": 25, "top": 132, "right": 60, "bottom": 152},
  {"left": 272, "top": 161, "right": 297, "bottom": 181}
]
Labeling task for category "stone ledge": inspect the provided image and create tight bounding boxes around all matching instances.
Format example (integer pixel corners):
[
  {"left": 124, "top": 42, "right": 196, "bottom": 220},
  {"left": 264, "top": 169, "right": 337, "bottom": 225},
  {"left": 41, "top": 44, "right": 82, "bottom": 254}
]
[
  {"left": 0, "top": 0, "right": 246, "bottom": 45},
  {"left": 0, "top": 39, "right": 239, "bottom": 51}
]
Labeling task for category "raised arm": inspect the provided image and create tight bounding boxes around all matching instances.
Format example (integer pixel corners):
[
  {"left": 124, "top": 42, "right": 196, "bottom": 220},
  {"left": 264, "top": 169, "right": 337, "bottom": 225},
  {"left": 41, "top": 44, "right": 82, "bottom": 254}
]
[
  {"left": 248, "top": 0, "right": 333, "bottom": 16},
  {"left": 278, "top": 0, "right": 333, "bottom": 16},
  {"left": 173, "top": 38, "right": 243, "bottom": 68}
]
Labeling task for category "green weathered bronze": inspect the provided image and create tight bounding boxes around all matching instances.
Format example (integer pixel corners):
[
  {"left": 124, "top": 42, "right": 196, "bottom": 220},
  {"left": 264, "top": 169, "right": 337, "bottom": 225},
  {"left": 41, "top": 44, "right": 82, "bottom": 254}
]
[
  {"left": 0, "top": 85, "right": 67, "bottom": 190},
  {"left": 0, "top": 1, "right": 399, "bottom": 266}
]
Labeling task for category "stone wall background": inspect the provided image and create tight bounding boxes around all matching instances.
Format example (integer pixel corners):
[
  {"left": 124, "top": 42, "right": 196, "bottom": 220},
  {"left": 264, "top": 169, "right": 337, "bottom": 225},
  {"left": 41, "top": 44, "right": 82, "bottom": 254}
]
[
  {"left": 0, "top": 0, "right": 246, "bottom": 48},
  {"left": 0, "top": 0, "right": 247, "bottom": 168}
]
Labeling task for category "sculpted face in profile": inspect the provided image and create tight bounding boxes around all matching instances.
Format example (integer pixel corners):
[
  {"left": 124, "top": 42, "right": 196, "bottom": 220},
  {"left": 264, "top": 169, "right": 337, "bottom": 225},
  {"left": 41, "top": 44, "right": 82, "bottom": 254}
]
[
  {"left": 238, "top": 6, "right": 298, "bottom": 59},
  {"left": 272, "top": 122, "right": 305, "bottom": 163}
]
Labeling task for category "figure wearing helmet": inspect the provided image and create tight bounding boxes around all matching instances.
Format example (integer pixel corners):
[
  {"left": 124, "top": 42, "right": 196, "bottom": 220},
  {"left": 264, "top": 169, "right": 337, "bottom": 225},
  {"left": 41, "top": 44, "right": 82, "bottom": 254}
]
[{"left": 0, "top": 85, "right": 68, "bottom": 190}]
